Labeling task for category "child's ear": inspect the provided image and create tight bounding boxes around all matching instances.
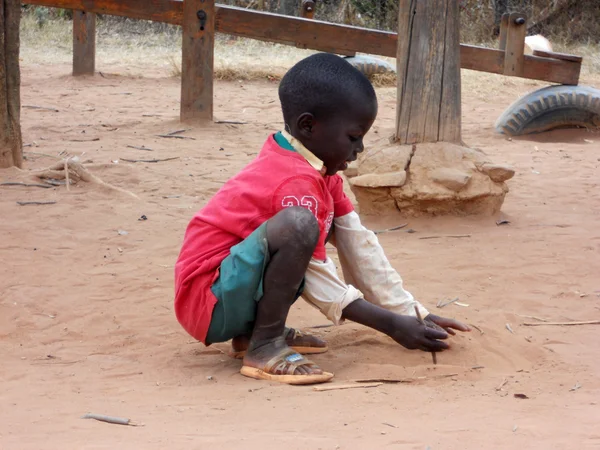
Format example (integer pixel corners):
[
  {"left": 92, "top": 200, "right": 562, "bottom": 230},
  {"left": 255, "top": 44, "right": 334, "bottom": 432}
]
[{"left": 296, "top": 113, "right": 315, "bottom": 140}]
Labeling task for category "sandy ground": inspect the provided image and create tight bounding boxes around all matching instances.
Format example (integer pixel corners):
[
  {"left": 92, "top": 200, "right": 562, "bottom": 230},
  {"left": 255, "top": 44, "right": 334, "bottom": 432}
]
[{"left": 1, "top": 60, "right": 600, "bottom": 449}]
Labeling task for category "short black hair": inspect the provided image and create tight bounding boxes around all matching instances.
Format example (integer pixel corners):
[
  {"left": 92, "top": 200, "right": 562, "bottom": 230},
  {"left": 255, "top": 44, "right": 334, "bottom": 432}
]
[{"left": 278, "top": 53, "right": 377, "bottom": 125}]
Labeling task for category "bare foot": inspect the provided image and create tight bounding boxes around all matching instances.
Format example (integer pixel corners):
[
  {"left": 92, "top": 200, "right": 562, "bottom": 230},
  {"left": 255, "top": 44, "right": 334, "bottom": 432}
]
[
  {"left": 232, "top": 327, "right": 327, "bottom": 356},
  {"left": 242, "top": 336, "right": 324, "bottom": 376}
]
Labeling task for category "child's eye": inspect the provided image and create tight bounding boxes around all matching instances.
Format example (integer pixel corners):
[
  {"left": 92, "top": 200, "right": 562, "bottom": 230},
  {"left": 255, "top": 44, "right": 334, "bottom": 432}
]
[{"left": 349, "top": 136, "right": 360, "bottom": 142}]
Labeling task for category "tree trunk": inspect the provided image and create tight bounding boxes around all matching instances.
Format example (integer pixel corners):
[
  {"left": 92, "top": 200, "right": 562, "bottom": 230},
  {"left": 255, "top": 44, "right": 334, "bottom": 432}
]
[
  {"left": 0, "top": 0, "right": 22, "bottom": 168},
  {"left": 395, "top": 0, "right": 461, "bottom": 144}
]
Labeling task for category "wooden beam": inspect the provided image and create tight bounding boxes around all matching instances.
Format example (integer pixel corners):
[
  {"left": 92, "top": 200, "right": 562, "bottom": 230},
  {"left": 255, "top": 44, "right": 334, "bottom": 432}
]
[
  {"left": 21, "top": 0, "right": 582, "bottom": 85},
  {"left": 498, "top": 13, "right": 509, "bottom": 50},
  {"left": 532, "top": 49, "right": 583, "bottom": 63},
  {"left": 180, "top": 0, "right": 214, "bottom": 122},
  {"left": 72, "top": 10, "right": 96, "bottom": 76}
]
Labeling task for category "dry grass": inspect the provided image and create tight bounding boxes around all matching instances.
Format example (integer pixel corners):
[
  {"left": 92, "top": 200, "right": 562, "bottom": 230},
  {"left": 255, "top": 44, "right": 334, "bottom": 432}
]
[{"left": 19, "top": 13, "right": 600, "bottom": 84}]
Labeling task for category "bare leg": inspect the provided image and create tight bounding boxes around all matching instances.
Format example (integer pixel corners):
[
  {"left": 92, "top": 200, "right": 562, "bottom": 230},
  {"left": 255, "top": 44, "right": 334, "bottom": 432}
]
[{"left": 242, "top": 206, "right": 322, "bottom": 375}]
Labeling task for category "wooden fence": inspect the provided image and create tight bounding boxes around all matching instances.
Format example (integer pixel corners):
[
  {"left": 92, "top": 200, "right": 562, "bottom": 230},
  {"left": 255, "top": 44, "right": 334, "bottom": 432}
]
[{"left": 22, "top": 0, "right": 583, "bottom": 122}]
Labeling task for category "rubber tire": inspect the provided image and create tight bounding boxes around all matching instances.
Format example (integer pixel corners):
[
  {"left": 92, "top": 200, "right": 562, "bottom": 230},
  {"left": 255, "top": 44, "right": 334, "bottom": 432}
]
[
  {"left": 495, "top": 85, "right": 600, "bottom": 136},
  {"left": 343, "top": 55, "right": 396, "bottom": 77}
]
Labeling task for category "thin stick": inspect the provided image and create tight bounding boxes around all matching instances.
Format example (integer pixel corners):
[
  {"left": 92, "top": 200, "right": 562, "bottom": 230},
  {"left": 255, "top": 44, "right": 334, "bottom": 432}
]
[
  {"left": 215, "top": 120, "right": 248, "bottom": 125},
  {"left": 470, "top": 323, "right": 484, "bottom": 334},
  {"left": 68, "top": 138, "right": 100, "bottom": 142},
  {"left": 419, "top": 234, "right": 471, "bottom": 240},
  {"left": 16, "top": 201, "right": 57, "bottom": 206},
  {"left": 156, "top": 134, "right": 196, "bottom": 140},
  {"left": 308, "top": 324, "right": 335, "bottom": 329},
  {"left": 373, "top": 223, "right": 408, "bottom": 235},
  {"left": 120, "top": 157, "right": 179, "bottom": 163},
  {"left": 166, "top": 129, "right": 190, "bottom": 136},
  {"left": 354, "top": 378, "right": 415, "bottom": 384},
  {"left": 126, "top": 145, "right": 153, "bottom": 151},
  {"left": 313, "top": 382, "right": 382, "bottom": 392},
  {"left": 23, "top": 104, "right": 59, "bottom": 112},
  {"left": 64, "top": 158, "right": 71, "bottom": 191},
  {"left": 1, "top": 182, "right": 52, "bottom": 189},
  {"left": 82, "top": 413, "right": 139, "bottom": 426},
  {"left": 414, "top": 306, "right": 437, "bottom": 365},
  {"left": 436, "top": 297, "right": 459, "bottom": 308},
  {"left": 517, "top": 315, "right": 549, "bottom": 322},
  {"left": 496, "top": 378, "right": 508, "bottom": 391},
  {"left": 523, "top": 320, "right": 600, "bottom": 326}
]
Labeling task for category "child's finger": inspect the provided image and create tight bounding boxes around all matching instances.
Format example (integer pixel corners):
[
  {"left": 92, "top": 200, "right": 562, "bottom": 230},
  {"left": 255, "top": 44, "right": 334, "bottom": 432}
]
[
  {"left": 424, "top": 326, "right": 448, "bottom": 340},
  {"left": 444, "top": 327, "right": 456, "bottom": 336},
  {"left": 420, "top": 339, "right": 449, "bottom": 352}
]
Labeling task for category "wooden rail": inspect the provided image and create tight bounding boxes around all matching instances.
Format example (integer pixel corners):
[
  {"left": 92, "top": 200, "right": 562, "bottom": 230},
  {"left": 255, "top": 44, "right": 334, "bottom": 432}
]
[{"left": 22, "top": 0, "right": 582, "bottom": 122}]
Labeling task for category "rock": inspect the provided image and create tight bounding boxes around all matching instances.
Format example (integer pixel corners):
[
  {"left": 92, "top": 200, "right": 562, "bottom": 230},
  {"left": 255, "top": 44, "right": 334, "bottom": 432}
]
[
  {"left": 479, "top": 163, "right": 515, "bottom": 182},
  {"left": 349, "top": 141, "right": 515, "bottom": 216},
  {"left": 350, "top": 171, "right": 407, "bottom": 188},
  {"left": 357, "top": 141, "right": 413, "bottom": 176},
  {"left": 430, "top": 168, "right": 471, "bottom": 191}
]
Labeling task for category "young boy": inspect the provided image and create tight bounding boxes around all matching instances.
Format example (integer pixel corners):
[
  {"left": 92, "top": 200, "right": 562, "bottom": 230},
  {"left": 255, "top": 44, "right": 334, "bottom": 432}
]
[{"left": 175, "top": 53, "right": 470, "bottom": 385}]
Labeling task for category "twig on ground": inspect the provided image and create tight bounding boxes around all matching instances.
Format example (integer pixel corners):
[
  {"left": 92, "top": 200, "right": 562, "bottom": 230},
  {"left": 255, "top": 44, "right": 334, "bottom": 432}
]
[
  {"left": 470, "top": 324, "right": 484, "bottom": 334},
  {"left": 496, "top": 378, "right": 508, "bottom": 391},
  {"left": 436, "top": 297, "right": 459, "bottom": 308},
  {"left": 313, "top": 382, "right": 382, "bottom": 392},
  {"left": 1, "top": 182, "right": 52, "bottom": 189},
  {"left": 354, "top": 378, "right": 416, "bottom": 384},
  {"left": 373, "top": 223, "right": 408, "bottom": 235},
  {"left": 415, "top": 306, "right": 437, "bottom": 365},
  {"left": 156, "top": 134, "right": 196, "bottom": 140},
  {"left": 64, "top": 158, "right": 71, "bottom": 191},
  {"left": 308, "top": 324, "right": 335, "bottom": 329},
  {"left": 215, "top": 120, "right": 248, "bottom": 125},
  {"left": 68, "top": 138, "right": 100, "bottom": 142},
  {"left": 126, "top": 145, "right": 153, "bottom": 151},
  {"left": 120, "top": 157, "right": 179, "bottom": 163},
  {"left": 523, "top": 320, "right": 600, "bottom": 326},
  {"left": 16, "top": 201, "right": 56, "bottom": 206},
  {"left": 506, "top": 323, "right": 514, "bottom": 334},
  {"left": 24, "top": 152, "right": 61, "bottom": 160},
  {"left": 82, "top": 413, "right": 141, "bottom": 426},
  {"left": 518, "top": 314, "right": 549, "bottom": 322},
  {"left": 23, "top": 105, "right": 59, "bottom": 112},
  {"left": 166, "top": 129, "right": 190, "bottom": 136},
  {"left": 419, "top": 234, "right": 471, "bottom": 240}
]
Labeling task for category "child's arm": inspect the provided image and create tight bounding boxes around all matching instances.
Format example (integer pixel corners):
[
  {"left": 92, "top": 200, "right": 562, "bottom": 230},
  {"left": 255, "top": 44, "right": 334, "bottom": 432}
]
[
  {"left": 301, "top": 256, "right": 454, "bottom": 351},
  {"left": 331, "top": 211, "right": 469, "bottom": 334}
]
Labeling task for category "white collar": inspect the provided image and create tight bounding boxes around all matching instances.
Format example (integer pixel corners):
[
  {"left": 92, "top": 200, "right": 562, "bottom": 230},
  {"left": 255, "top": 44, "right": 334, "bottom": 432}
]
[{"left": 281, "top": 130, "right": 327, "bottom": 176}]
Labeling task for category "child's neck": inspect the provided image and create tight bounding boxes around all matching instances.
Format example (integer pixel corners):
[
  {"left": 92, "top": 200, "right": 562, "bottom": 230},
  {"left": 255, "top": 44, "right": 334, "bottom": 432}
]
[{"left": 281, "top": 130, "right": 327, "bottom": 176}]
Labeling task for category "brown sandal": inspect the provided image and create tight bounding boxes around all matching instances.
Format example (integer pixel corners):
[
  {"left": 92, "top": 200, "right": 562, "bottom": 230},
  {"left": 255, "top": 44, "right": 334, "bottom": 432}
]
[
  {"left": 240, "top": 348, "right": 333, "bottom": 385},
  {"left": 230, "top": 328, "right": 328, "bottom": 359}
]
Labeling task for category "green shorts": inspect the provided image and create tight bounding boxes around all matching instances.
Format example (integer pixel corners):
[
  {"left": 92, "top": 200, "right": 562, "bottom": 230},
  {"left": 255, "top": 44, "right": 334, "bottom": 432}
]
[{"left": 205, "top": 223, "right": 304, "bottom": 344}]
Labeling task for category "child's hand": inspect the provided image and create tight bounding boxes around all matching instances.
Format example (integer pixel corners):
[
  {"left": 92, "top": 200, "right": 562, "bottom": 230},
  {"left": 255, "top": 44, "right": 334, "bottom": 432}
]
[
  {"left": 424, "top": 314, "right": 471, "bottom": 335},
  {"left": 388, "top": 315, "right": 450, "bottom": 352}
]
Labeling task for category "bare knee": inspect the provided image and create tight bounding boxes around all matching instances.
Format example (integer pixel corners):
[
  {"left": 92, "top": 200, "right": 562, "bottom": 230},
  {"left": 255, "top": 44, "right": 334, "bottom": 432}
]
[{"left": 267, "top": 207, "right": 319, "bottom": 253}]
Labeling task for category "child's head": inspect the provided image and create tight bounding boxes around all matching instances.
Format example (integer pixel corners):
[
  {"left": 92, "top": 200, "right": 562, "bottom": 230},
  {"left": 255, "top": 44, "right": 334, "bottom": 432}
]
[{"left": 278, "top": 53, "right": 378, "bottom": 176}]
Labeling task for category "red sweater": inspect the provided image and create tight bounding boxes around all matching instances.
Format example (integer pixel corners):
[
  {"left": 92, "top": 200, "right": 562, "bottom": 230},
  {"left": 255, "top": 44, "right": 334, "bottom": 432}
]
[{"left": 174, "top": 135, "right": 354, "bottom": 342}]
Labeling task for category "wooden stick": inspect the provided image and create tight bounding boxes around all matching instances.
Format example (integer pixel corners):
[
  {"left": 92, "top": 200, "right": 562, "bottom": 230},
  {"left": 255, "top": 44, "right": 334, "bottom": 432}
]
[
  {"left": 373, "top": 223, "right": 408, "bottom": 235},
  {"left": 313, "top": 382, "right": 382, "bottom": 392},
  {"left": 166, "top": 129, "right": 190, "bottom": 136},
  {"left": 120, "top": 157, "right": 179, "bottom": 163},
  {"left": 64, "top": 158, "right": 71, "bottom": 191},
  {"left": 1, "top": 182, "right": 52, "bottom": 188},
  {"left": 470, "top": 323, "right": 484, "bottom": 334},
  {"left": 156, "top": 134, "right": 196, "bottom": 140},
  {"left": 81, "top": 413, "right": 139, "bottom": 426},
  {"left": 419, "top": 234, "right": 471, "bottom": 240},
  {"left": 126, "top": 145, "right": 153, "bottom": 151},
  {"left": 22, "top": 104, "right": 59, "bottom": 112},
  {"left": 523, "top": 320, "right": 600, "bottom": 326},
  {"left": 517, "top": 314, "right": 548, "bottom": 322},
  {"left": 354, "top": 378, "right": 415, "bottom": 384},
  {"left": 414, "top": 306, "right": 437, "bottom": 365},
  {"left": 16, "top": 201, "right": 57, "bottom": 206},
  {"left": 436, "top": 297, "right": 459, "bottom": 308},
  {"left": 215, "top": 120, "right": 247, "bottom": 125}
]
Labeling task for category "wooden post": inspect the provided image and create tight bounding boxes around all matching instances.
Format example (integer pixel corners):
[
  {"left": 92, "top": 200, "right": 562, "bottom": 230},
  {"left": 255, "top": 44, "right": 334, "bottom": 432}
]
[
  {"left": 180, "top": 0, "right": 215, "bottom": 122},
  {"left": 73, "top": 10, "right": 96, "bottom": 76},
  {"left": 503, "top": 13, "right": 527, "bottom": 77},
  {"left": 395, "top": 0, "right": 461, "bottom": 144},
  {"left": 0, "top": 0, "right": 23, "bottom": 169},
  {"left": 299, "top": 0, "right": 315, "bottom": 19},
  {"left": 498, "top": 13, "right": 509, "bottom": 50}
]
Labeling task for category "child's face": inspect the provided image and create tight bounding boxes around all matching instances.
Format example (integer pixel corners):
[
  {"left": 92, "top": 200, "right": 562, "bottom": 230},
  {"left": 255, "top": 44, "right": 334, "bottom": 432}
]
[{"left": 297, "top": 102, "right": 377, "bottom": 176}]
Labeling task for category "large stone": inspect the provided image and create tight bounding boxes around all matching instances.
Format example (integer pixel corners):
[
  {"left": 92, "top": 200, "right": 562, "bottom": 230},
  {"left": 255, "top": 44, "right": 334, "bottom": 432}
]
[
  {"left": 350, "top": 171, "right": 407, "bottom": 188},
  {"left": 479, "top": 163, "right": 515, "bottom": 182},
  {"left": 349, "top": 141, "right": 514, "bottom": 216},
  {"left": 430, "top": 167, "right": 471, "bottom": 191}
]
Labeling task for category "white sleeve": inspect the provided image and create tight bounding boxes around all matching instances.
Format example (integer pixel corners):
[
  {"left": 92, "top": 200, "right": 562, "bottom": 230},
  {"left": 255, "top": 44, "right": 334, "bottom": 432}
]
[
  {"left": 331, "top": 211, "right": 429, "bottom": 318},
  {"left": 301, "top": 257, "right": 363, "bottom": 325}
]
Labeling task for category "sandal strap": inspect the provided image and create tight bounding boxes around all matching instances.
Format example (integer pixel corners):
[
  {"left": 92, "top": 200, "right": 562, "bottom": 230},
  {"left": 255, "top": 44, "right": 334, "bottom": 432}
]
[{"left": 263, "top": 349, "right": 314, "bottom": 375}]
